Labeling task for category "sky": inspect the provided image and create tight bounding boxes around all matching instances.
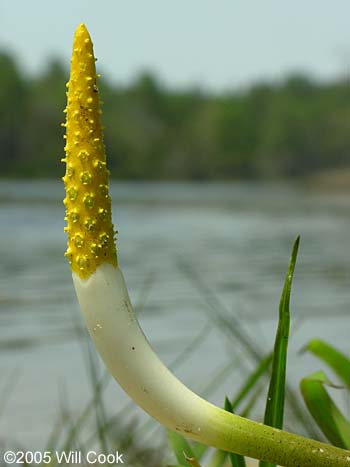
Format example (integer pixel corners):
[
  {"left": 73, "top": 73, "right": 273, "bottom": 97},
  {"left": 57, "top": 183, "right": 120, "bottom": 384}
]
[{"left": 2, "top": 1, "right": 350, "bottom": 91}]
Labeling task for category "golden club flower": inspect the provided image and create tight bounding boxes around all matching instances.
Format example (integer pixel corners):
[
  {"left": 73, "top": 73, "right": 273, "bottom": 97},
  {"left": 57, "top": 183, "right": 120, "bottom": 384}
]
[{"left": 62, "top": 24, "right": 350, "bottom": 467}]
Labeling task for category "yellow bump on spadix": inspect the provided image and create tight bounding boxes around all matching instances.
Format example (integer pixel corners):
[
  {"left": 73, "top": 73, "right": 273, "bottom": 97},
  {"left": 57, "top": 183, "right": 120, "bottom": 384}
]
[{"left": 62, "top": 23, "right": 117, "bottom": 278}]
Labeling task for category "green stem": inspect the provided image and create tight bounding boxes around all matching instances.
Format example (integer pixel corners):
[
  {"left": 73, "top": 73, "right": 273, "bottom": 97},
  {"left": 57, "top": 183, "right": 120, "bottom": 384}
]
[{"left": 206, "top": 406, "right": 350, "bottom": 467}]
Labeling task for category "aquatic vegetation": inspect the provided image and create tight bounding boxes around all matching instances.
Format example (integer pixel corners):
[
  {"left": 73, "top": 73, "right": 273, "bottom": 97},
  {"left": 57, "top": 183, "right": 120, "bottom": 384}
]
[{"left": 62, "top": 24, "right": 350, "bottom": 467}]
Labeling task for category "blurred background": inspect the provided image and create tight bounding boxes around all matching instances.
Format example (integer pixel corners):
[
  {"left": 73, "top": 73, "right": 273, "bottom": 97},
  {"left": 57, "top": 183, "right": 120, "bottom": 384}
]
[{"left": 0, "top": 1, "right": 350, "bottom": 465}]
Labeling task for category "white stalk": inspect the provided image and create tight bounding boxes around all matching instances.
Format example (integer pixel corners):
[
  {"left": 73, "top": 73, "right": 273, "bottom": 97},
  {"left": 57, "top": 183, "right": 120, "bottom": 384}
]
[{"left": 73, "top": 263, "right": 212, "bottom": 434}]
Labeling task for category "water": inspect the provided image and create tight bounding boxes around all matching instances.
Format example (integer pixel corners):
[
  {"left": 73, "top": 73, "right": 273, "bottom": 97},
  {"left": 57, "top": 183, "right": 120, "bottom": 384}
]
[{"left": 0, "top": 180, "right": 349, "bottom": 448}]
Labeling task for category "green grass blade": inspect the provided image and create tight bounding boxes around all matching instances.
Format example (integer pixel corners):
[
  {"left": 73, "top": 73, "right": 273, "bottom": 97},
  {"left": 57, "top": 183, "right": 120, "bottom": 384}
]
[
  {"left": 300, "top": 370, "right": 350, "bottom": 448},
  {"left": 264, "top": 236, "right": 299, "bottom": 427},
  {"left": 302, "top": 339, "right": 350, "bottom": 387},
  {"left": 167, "top": 430, "right": 196, "bottom": 465},
  {"left": 260, "top": 236, "right": 299, "bottom": 467}
]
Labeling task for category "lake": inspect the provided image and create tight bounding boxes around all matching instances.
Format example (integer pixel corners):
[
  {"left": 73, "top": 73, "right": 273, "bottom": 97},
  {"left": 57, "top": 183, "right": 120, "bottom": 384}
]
[{"left": 0, "top": 180, "right": 349, "bottom": 450}]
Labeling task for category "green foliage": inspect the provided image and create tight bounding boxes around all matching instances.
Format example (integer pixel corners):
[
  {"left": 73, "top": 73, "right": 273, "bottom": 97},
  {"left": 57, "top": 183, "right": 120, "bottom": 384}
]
[
  {"left": 300, "top": 340, "right": 350, "bottom": 450},
  {"left": 167, "top": 430, "right": 197, "bottom": 465},
  {"left": 260, "top": 237, "right": 299, "bottom": 467},
  {"left": 1, "top": 52, "right": 350, "bottom": 179},
  {"left": 263, "top": 237, "right": 300, "bottom": 429},
  {"left": 171, "top": 236, "right": 350, "bottom": 465},
  {"left": 302, "top": 339, "right": 350, "bottom": 387},
  {"left": 300, "top": 371, "right": 350, "bottom": 449}
]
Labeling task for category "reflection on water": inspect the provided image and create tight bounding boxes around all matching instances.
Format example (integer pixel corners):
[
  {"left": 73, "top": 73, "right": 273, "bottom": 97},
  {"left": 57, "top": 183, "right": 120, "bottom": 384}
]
[{"left": 0, "top": 180, "right": 349, "bottom": 448}]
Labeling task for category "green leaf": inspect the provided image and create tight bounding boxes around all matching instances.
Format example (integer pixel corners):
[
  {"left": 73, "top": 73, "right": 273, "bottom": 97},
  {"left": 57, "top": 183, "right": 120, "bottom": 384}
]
[
  {"left": 302, "top": 339, "right": 350, "bottom": 387},
  {"left": 225, "top": 396, "right": 233, "bottom": 412},
  {"left": 260, "top": 236, "right": 299, "bottom": 467},
  {"left": 300, "top": 370, "right": 350, "bottom": 449},
  {"left": 167, "top": 430, "right": 196, "bottom": 465}
]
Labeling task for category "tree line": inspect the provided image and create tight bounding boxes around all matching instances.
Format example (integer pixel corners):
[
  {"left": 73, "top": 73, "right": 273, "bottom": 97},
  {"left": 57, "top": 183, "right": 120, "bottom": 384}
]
[{"left": 1, "top": 51, "right": 350, "bottom": 180}]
